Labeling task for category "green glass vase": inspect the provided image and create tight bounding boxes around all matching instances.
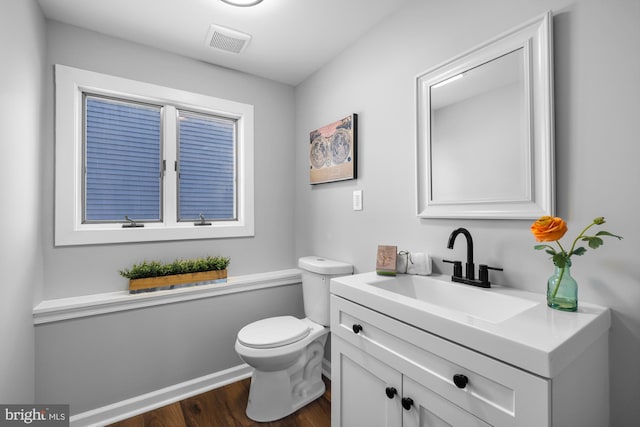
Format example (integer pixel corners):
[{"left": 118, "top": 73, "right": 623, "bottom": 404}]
[{"left": 547, "top": 262, "right": 578, "bottom": 312}]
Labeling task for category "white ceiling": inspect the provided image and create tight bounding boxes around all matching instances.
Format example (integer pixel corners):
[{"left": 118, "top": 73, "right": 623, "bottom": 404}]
[{"left": 37, "top": 0, "right": 411, "bottom": 86}]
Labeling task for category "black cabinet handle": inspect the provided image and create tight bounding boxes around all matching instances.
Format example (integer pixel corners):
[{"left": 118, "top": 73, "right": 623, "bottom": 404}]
[
  {"left": 385, "top": 387, "right": 397, "bottom": 399},
  {"left": 401, "top": 397, "right": 414, "bottom": 410},
  {"left": 453, "top": 374, "right": 469, "bottom": 389},
  {"left": 352, "top": 324, "right": 363, "bottom": 334}
]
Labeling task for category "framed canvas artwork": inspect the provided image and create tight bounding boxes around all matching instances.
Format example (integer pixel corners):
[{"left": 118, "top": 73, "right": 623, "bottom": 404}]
[{"left": 309, "top": 114, "right": 357, "bottom": 184}]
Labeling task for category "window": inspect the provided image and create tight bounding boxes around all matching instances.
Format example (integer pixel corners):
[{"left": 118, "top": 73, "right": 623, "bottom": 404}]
[
  {"left": 177, "top": 110, "right": 236, "bottom": 222},
  {"left": 84, "top": 95, "right": 163, "bottom": 223},
  {"left": 55, "top": 65, "right": 254, "bottom": 246}
]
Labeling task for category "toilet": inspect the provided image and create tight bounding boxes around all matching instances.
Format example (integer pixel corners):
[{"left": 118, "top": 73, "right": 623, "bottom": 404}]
[{"left": 235, "top": 256, "right": 353, "bottom": 422}]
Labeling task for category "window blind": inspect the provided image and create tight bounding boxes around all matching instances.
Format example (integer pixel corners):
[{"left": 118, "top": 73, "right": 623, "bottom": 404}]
[
  {"left": 84, "top": 96, "right": 162, "bottom": 222},
  {"left": 177, "top": 111, "right": 236, "bottom": 221}
]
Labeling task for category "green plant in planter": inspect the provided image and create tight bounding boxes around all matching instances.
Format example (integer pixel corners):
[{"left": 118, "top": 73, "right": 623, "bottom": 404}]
[{"left": 119, "top": 256, "right": 230, "bottom": 280}]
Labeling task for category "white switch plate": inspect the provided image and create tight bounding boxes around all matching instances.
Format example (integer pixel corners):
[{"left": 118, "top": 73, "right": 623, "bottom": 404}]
[{"left": 353, "top": 190, "right": 363, "bottom": 211}]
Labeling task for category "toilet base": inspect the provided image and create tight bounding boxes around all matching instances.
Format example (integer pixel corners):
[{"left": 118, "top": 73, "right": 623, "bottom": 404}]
[{"left": 245, "top": 336, "right": 327, "bottom": 422}]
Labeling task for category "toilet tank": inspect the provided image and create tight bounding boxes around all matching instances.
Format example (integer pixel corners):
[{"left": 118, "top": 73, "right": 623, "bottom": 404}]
[{"left": 298, "top": 256, "right": 353, "bottom": 326}]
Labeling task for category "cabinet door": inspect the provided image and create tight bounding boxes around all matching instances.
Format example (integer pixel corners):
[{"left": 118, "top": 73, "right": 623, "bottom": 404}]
[
  {"left": 332, "top": 335, "right": 402, "bottom": 427},
  {"left": 402, "top": 377, "right": 491, "bottom": 427}
]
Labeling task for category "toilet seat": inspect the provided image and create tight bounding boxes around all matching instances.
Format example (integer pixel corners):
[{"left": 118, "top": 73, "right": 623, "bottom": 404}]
[{"left": 237, "top": 316, "right": 310, "bottom": 349}]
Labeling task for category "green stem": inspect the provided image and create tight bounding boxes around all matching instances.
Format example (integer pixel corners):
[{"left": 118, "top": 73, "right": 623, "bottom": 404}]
[
  {"left": 550, "top": 220, "right": 597, "bottom": 300},
  {"left": 568, "top": 221, "right": 597, "bottom": 255},
  {"left": 551, "top": 265, "right": 566, "bottom": 299},
  {"left": 556, "top": 240, "right": 567, "bottom": 255},
  {"left": 551, "top": 241, "right": 568, "bottom": 299}
]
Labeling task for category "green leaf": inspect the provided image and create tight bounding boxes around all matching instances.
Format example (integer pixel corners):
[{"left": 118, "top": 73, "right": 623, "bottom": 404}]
[
  {"left": 583, "top": 236, "right": 604, "bottom": 249},
  {"left": 571, "top": 247, "right": 587, "bottom": 256},
  {"left": 595, "top": 230, "right": 623, "bottom": 240},
  {"left": 119, "top": 255, "right": 230, "bottom": 279},
  {"left": 534, "top": 244, "right": 556, "bottom": 254},
  {"left": 553, "top": 253, "right": 568, "bottom": 268}
]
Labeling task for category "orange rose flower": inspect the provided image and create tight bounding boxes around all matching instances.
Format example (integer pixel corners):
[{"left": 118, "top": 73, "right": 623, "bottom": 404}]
[{"left": 530, "top": 216, "right": 568, "bottom": 242}]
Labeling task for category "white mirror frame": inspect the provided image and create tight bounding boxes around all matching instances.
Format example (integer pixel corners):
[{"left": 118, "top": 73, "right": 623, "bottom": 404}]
[{"left": 416, "top": 11, "right": 554, "bottom": 219}]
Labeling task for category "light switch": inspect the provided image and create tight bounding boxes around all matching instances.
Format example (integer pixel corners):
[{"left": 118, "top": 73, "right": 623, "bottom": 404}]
[{"left": 353, "top": 190, "right": 363, "bottom": 211}]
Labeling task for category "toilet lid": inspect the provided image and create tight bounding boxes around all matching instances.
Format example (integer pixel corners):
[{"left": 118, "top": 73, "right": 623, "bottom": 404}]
[{"left": 238, "top": 316, "right": 310, "bottom": 349}]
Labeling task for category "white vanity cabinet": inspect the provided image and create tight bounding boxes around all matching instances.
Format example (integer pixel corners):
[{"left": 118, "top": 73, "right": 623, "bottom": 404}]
[
  {"left": 333, "top": 334, "right": 495, "bottom": 427},
  {"left": 330, "top": 293, "right": 610, "bottom": 427}
]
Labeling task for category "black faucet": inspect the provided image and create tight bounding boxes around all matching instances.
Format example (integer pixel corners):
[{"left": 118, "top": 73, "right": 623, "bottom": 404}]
[
  {"left": 447, "top": 227, "right": 475, "bottom": 280},
  {"left": 444, "top": 227, "right": 503, "bottom": 288}
]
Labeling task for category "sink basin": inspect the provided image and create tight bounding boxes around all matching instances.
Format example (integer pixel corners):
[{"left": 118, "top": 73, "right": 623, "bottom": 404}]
[
  {"left": 330, "top": 271, "right": 610, "bottom": 378},
  {"left": 367, "top": 274, "right": 538, "bottom": 323}
]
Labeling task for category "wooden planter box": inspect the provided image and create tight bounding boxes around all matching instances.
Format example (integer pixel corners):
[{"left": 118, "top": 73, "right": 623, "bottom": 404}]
[{"left": 129, "top": 269, "right": 227, "bottom": 293}]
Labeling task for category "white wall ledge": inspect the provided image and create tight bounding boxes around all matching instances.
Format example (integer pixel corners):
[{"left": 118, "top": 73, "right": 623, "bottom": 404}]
[{"left": 33, "top": 269, "right": 302, "bottom": 325}]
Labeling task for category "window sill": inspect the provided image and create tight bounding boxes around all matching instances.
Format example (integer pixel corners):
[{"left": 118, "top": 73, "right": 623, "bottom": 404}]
[
  {"left": 55, "top": 220, "right": 255, "bottom": 246},
  {"left": 33, "top": 269, "right": 301, "bottom": 325}
]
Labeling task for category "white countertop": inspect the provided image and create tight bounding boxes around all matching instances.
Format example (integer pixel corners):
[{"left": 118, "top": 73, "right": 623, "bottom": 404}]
[{"left": 330, "top": 272, "right": 610, "bottom": 378}]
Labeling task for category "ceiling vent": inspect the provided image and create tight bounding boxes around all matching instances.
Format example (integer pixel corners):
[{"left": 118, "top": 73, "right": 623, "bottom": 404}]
[{"left": 206, "top": 24, "right": 252, "bottom": 54}]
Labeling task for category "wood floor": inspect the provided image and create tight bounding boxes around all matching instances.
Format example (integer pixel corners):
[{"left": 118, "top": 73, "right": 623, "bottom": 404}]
[{"left": 107, "top": 376, "right": 331, "bottom": 427}]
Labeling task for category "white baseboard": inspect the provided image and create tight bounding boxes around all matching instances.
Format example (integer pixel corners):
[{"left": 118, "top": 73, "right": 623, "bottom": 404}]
[
  {"left": 70, "top": 358, "right": 332, "bottom": 427},
  {"left": 69, "top": 364, "right": 253, "bottom": 427}
]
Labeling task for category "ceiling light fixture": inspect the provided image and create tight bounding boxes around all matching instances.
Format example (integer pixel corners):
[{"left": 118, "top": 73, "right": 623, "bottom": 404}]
[{"left": 220, "top": 0, "right": 264, "bottom": 6}]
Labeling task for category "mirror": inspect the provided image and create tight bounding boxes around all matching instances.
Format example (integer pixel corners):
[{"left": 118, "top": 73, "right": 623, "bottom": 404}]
[
  {"left": 417, "top": 12, "right": 554, "bottom": 219},
  {"left": 431, "top": 49, "right": 528, "bottom": 203}
]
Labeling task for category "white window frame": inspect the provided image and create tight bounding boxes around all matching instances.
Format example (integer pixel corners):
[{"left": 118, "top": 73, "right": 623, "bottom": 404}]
[{"left": 55, "top": 64, "right": 254, "bottom": 246}]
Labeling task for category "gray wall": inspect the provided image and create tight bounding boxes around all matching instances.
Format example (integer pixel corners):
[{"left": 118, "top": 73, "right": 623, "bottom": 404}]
[
  {"left": 0, "top": 0, "right": 46, "bottom": 403},
  {"left": 294, "top": 0, "right": 640, "bottom": 425},
  {"left": 35, "top": 284, "right": 304, "bottom": 415},
  {"left": 42, "top": 20, "right": 298, "bottom": 300},
  {"left": 33, "top": 19, "right": 302, "bottom": 415}
]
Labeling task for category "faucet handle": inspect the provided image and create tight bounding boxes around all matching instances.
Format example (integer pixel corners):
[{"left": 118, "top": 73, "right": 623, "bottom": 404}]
[
  {"left": 478, "top": 264, "right": 503, "bottom": 285},
  {"left": 443, "top": 259, "right": 463, "bottom": 278}
]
